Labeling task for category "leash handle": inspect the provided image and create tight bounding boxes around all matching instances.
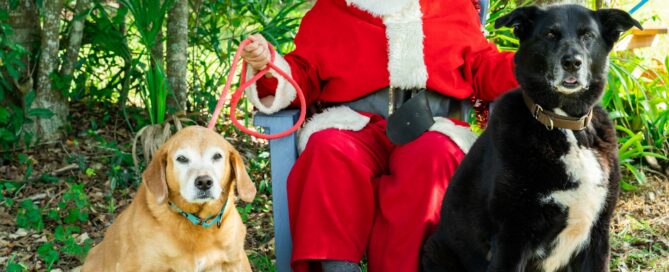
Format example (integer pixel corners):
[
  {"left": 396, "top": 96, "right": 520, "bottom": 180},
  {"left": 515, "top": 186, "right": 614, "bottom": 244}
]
[{"left": 207, "top": 39, "right": 307, "bottom": 139}]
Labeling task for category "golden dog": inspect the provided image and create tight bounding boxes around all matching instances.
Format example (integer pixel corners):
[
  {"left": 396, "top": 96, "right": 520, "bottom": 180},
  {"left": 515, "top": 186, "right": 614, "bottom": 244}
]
[{"left": 83, "top": 126, "right": 256, "bottom": 271}]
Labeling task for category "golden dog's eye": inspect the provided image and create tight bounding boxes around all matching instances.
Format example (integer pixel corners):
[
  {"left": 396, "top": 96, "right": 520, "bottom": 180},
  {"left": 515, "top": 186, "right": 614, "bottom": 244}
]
[
  {"left": 176, "top": 155, "right": 189, "bottom": 163},
  {"left": 213, "top": 153, "right": 222, "bottom": 161}
]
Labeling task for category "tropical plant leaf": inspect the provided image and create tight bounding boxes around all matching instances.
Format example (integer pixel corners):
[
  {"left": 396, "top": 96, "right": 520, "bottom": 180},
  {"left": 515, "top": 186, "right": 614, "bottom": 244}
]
[{"left": 27, "top": 108, "right": 55, "bottom": 119}]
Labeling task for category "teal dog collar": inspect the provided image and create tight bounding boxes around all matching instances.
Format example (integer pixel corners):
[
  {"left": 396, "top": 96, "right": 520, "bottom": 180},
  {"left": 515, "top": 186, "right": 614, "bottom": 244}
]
[{"left": 169, "top": 200, "right": 228, "bottom": 228}]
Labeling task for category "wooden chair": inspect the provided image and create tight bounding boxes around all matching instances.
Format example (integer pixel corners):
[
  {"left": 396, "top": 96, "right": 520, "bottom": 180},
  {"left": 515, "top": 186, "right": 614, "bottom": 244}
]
[{"left": 253, "top": 2, "right": 490, "bottom": 271}]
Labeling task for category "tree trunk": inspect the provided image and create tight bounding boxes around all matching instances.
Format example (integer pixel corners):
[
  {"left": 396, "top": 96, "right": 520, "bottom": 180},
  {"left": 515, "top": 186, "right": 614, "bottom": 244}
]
[
  {"left": 6, "top": 0, "right": 39, "bottom": 102},
  {"left": 59, "top": 0, "right": 92, "bottom": 84},
  {"left": 166, "top": 0, "right": 188, "bottom": 112},
  {"left": 34, "top": 0, "right": 67, "bottom": 139}
]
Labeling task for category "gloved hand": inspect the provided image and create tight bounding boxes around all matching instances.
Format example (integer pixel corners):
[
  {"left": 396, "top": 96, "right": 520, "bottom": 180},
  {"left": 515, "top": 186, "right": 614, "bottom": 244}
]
[{"left": 240, "top": 34, "right": 272, "bottom": 74}]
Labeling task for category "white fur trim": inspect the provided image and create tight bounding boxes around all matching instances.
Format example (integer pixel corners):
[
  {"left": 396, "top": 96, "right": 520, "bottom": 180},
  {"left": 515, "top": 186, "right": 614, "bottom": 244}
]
[
  {"left": 346, "top": 0, "right": 414, "bottom": 16},
  {"left": 382, "top": 0, "right": 428, "bottom": 89},
  {"left": 298, "top": 106, "right": 371, "bottom": 153},
  {"left": 244, "top": 54, "right": 297, "bottom": 114},
  {"left": 429, "top": 117, "right": 478, "bottom": 153}
]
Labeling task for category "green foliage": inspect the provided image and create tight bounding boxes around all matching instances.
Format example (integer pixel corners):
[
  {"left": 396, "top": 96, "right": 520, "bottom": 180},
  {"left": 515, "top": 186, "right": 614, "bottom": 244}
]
[
  {"left": 141, "top": 63, "right": 169, "bottom": 124},
  {"left": 248, "top": 252, "right": 277, "bottom": 272},
  {"left": 37, "top": 242, "right": 59, "bottom": 270},
  {"left": 602, "top": 53, "right": 669, "bottom": 186},
  {"left": 106, "top": 144, "right": 139, "bottom": 188},
  {"left": 249, "top": 151, "right": 271, "bottom": 194},
  {"left": 485, "top": 0, "right": 519, "bottom": 51},
  {"left": 117, "top": 0, "right": 175, "bottom": 125},
  {"left": 0, "top": 89, "right": 56, "bottom": 154},
  {"left": 16, "top": 199, "right": 44, "bottom": 231},
  {"left": 0, "top": 180, "right": 20, "bottom": 206},
  {"left": 0, "top": 7, "right": 36, "bottom": 153},
  {"left": 17, "top": 152, "right": 33, "bottom": 182},
  {"left": 117, "top": 0, "right": 175, "bottom": 50},
  {"left": 5, "top": 254, "right": 28, "bottom": 272},
  {"left": 58, "top": 183, "right": 91, "bottom": 224},
  {"left": 0, "top": 8, "right": 28, "bottom": 98},
  {"left": 53, "top": 225, "right": 94, "bottom": 259},
  {"left": 28, "top": 183, "right": 94, "bottom": 269}
]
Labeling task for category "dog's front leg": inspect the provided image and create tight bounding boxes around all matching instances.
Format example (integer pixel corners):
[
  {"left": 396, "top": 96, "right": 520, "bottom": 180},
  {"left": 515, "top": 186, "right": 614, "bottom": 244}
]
[
  {"left": 570, "top": 200, "right": 615, "bottom": 272},
  {"left": 573, "top": 225, "right": 610, "bottom": 272},
  {"left": 570, "top": 162, "right": 619, "bottom": 272},
  {"left": 487, "top": 227, "right": 531, "bottom": 272}
]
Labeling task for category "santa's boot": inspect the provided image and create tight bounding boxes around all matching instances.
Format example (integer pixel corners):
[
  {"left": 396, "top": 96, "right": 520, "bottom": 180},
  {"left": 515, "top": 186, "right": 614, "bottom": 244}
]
[{"left": 321, "top": 260, "right": 361, "bottom": 272}]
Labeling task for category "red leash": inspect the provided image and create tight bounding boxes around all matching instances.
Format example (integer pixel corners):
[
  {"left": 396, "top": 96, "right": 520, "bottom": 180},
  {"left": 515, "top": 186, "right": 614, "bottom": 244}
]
[{"left": 207, "top": 39, "right": 307, "bottom": 139}]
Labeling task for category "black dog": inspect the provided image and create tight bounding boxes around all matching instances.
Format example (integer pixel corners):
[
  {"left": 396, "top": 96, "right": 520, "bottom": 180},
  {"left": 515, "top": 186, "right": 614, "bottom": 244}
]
[{"left": 422, "top": 5, "right": 640, "bottom": 272}]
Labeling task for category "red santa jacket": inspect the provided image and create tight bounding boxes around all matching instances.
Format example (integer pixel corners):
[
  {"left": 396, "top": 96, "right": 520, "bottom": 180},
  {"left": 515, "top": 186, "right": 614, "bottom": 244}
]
[{"left": 244, "top": 0, "right": 518, "bottom": 152}]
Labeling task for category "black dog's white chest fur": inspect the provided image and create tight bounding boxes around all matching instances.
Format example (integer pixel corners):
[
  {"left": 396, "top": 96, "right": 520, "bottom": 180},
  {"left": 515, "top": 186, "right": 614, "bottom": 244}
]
[{"left": 538, "top": 128, "right": 609, "bottom": 271}]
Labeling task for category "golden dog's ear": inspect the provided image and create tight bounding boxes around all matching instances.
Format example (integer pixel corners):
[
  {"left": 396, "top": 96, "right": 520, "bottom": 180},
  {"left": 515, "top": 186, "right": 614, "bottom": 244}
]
[
  {"left": 230, "top": 149, "right": 256, "bottom": 202},
  {"left": 142, "top": 147, "right": 168, "bottom": 205}
]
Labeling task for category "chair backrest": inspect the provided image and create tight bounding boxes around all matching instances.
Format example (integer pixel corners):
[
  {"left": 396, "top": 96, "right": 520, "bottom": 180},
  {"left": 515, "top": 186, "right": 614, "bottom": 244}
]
[{"left": 479, "top": 0, "right": 490, "bottom": 25}]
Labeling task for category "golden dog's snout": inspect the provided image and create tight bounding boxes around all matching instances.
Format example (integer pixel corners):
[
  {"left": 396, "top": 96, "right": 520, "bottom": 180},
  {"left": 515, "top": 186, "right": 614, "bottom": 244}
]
[{"left": 195, "top": 175, "right": 214, "bottom": 190}]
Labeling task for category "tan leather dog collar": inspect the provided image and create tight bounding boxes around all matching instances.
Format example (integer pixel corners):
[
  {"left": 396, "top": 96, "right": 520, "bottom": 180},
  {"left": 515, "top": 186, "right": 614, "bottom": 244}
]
[{"left": 522, "top": 92, "right": 593, "bottom": 131}]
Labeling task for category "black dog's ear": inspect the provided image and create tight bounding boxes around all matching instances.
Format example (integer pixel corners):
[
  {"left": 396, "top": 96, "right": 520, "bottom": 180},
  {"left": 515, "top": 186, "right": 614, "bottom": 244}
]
[
  {"left": 595, "top": 9, "right": 642, "bottom": 46},
  {"left": 495, "top": 6, "right": 543, "bottom": 41}
]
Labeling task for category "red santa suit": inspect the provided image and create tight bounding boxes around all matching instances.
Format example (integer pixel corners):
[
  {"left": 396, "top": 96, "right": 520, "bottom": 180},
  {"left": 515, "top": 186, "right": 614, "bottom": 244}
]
[{"left": 244, "top": 0, "right": 518, "bottom": 270}]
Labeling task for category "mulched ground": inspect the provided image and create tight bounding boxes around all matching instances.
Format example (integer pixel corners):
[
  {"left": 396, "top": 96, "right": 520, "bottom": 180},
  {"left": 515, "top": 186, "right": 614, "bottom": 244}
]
[
  {"left": 0, "top": 102, "right": 667, "bottom": 271},
  {"left": 611, "top": 175, "right": 669, "bottom": 271}
]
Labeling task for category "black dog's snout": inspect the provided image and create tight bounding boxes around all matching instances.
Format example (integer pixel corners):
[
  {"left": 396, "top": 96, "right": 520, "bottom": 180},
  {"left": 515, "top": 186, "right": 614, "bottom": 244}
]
[
  {"left": 195, "top": 175, "right": 213, "bottom": 190},
  {"left": 561, "top": 55, "right": 583, "bottom": 72}
]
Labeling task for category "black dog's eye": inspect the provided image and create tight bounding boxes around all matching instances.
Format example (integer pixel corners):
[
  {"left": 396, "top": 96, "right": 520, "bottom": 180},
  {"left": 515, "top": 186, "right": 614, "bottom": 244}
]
[
  {"left": 581, "top": 31, "right": 595, "bottom": 41},
  {"left": 546, "top": 30, "right": 558, "bottom": 39},
  {"left": 176, "top": 155, "right": 189, "bottom": 163},
  {"left": 212, "top": 153, "right": 222, "bottom": 161}
]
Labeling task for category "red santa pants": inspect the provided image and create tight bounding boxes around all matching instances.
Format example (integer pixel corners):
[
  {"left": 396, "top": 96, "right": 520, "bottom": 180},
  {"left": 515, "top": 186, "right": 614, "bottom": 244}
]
[{"left": 288, "top": 115, "right": 465, "bottom": 272}]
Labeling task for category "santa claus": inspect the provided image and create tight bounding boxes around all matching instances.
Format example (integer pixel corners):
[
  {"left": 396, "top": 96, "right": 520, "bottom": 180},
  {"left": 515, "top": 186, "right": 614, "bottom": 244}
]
[{"left": 241, "top": 0, "right": 518, "bottom": 271}]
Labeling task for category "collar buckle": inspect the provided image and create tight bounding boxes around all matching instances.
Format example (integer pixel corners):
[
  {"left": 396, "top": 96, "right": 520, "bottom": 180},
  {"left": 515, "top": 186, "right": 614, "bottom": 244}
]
[{"left": 532, "top": 104, "right": 543, "bottom": 120}]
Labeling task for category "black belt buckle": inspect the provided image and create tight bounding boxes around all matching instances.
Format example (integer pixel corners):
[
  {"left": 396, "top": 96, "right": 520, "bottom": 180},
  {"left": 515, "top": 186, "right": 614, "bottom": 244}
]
[{"left": 386, "top": 89, "right": 435, "bottom": 145}]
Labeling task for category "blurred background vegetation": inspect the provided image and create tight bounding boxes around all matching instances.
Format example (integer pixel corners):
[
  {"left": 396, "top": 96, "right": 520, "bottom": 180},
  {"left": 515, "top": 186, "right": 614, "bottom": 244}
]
[{"left": 0, "top": 0, "right": 666, "bottom": 271}]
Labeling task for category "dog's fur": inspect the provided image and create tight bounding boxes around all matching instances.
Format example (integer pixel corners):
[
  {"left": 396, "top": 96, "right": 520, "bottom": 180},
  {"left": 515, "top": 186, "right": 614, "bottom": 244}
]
[
  {"left": 82, "top": 126, "right": 257, "bottom": 271},
  {"left": 422, "top": 5, "right": 640, "bottom": 272}
]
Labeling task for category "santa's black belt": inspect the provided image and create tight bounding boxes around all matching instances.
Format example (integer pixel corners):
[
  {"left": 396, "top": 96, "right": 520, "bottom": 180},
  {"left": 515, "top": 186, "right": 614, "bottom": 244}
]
[{"left": 335, "top": 87, "right": 460, "bottom": 145}]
